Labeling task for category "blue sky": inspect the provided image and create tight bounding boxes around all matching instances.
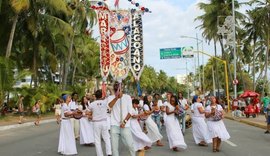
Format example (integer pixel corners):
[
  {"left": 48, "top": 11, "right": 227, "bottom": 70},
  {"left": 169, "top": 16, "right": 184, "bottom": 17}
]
[{"left": 93, "top": 0, "right": 249, "bottom": 77}]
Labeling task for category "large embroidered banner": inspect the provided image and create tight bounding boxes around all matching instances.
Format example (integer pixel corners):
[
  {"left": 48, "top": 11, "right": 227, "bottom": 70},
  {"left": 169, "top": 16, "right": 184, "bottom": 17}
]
[
  {"left": 109, "top": 10, "right": 131, "bottom": 81},
  {"left": 98, "top": 10, "right": 110, "bottom": 79},
  {"left": 130, "top": 11, "right": 144, "bottom": 80}
]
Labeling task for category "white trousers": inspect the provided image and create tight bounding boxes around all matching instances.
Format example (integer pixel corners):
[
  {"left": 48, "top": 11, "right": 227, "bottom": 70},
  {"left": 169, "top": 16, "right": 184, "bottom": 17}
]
[
  {"left": 70, "top": 118, "right": 80, "bottom": 139},
  {"left": 93, "top": 120, "right": 112, "bottom": 156}
]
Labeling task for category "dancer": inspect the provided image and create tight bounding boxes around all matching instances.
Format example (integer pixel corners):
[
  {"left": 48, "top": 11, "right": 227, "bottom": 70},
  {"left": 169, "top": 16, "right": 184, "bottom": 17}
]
[
  {"left": 58, "top": 95, "right": 77, "bottom": 155},
  {"left": 130, "top": 99, "right": 152, "bottom": 153},
  {"left": 191, "top": 95, "right": 209, "bottom": 146},
  {"left": 89, "top": 90, "right": 112, "bottom": 156},
  {"left": 143, "top": 95, "right": 163, "bottom": 146},
  {"left": 79, "top": 96, "right": 94, "bottom": 145},
  {"left": 205, "top": 96, "right": 230, "bottom": 152},
  {"left": 70, "top": 92, "right": 80, "bottom": 140},
  {"left": 165, "top": 95, "right": 187, "bottom": 151}
]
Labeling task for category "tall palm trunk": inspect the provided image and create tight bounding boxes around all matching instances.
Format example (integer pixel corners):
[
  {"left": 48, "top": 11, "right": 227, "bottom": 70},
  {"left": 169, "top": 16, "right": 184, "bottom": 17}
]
[
  {"left": 32, "top": 39, "right": 39, "bottom": 88},
  {"left": 71, "top": 63, "right": 77, "bottom": 85},
  {"left": 252, "top": 39, "right": 256, "bottom": 91},
  {"left": 62, "top": 35, "right": 74, "bottom": 90},
  {"left": 262, "top": 29, "right": 269, "bottom": 95},
  {"left": 5, "top": 14, "right": 18, "bottom": 58}
]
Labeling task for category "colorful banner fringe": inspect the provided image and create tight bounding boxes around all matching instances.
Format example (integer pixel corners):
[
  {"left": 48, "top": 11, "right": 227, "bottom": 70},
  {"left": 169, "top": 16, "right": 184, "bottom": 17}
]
[
  {"left": 98, "top": 10, "right": 110, "bottom": 79},
  {"left": 109, "top": 10, "right": 131, "bottom": 81},
  {"left": 130, "top": 11, "right": 144, "bottom": 80},
  {"left": 127, "top": 0, "right": 151, "bottom": 13}
]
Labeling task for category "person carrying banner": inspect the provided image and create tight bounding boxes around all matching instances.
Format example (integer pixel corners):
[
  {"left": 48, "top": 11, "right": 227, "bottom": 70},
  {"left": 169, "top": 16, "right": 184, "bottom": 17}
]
[{"left": 107, "top": 81, "right": 135, "bottom": 156}]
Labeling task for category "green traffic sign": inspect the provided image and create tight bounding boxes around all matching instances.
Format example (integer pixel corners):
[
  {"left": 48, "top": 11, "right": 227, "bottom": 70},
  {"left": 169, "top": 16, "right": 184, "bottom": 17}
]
[{"left": 160, "top": 47, "right": 182, "bottom": 59}]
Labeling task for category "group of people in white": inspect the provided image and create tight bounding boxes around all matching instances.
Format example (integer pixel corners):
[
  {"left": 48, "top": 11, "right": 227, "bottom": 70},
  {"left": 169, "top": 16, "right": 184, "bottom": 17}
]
[{"left": 56, "top": 82, "right": 230, "bottom": 155}]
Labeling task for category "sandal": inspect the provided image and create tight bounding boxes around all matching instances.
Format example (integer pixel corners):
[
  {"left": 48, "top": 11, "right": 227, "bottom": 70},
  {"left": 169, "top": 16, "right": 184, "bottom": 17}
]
[{"left": 172, "top": 147, "right": 178, "bottom": 151}]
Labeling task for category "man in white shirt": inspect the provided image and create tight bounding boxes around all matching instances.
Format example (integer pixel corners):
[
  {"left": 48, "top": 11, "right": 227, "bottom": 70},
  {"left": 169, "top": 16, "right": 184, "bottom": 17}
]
[
  {"left": 89, "top": 90, "right": 112, "bottom": 156},
  {"left": 178, "top": 92, "right": 189, "bottom": 134},
  {"left": 107, "top": 82, "right": 135, "bottom": 156},
  {"left": 69, "top": 92, "right": 80, "bottom": 140}
]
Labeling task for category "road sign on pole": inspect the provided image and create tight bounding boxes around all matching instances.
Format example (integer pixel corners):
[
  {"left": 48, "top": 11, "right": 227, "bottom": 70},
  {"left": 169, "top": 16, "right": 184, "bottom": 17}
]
[
  {"left": 160, "top": 47, "right": 182, "bottom": 59},
  {"left": 182, "top": 46, "right": 194, "bottom": 58}
]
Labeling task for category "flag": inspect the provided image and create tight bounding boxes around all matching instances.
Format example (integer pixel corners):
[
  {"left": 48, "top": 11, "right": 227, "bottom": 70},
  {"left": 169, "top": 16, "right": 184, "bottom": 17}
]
[{"left": 114, "top": 0, "right": 120, "bottom": 7}]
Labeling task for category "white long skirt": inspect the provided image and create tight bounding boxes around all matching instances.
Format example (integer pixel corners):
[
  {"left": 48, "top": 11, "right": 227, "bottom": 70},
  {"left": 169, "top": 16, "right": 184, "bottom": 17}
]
[
  {"left": 79, "top": 117, "right": 95, "bottom": 144},
  {"left": 145, "top": 117, "right": 163, "bottom": 143},
  {"left": 58, "top": 119, "right": 77, "bottom": 155},
  {"left": 165, "top": 115, "right": 187, "bottom": 149},
  {"left": 206, "top": 120, "right": 230, "bottom": 141},
  {"left": 192, "top": 116, "right": 211, "bottom": 144},
  {"left": 130, "top": 119, "right": 152, "bottom": 151}
]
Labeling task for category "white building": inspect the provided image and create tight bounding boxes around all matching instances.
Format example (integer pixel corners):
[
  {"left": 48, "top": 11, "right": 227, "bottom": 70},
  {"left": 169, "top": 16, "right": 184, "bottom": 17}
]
[{"left": 175, "top": 74, "right": 187, "bottom": 84}]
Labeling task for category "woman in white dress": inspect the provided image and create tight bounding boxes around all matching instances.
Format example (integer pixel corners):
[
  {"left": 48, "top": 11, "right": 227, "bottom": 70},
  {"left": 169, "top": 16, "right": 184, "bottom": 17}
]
[
  {"left": 165, "top": 95, "right": 187, "bottom": 151},
  {"left": 191, "top": 95, "right": 210, "bottom": 146},
  {"left": 58, "top": 95, "right": 77, "bottom": 155},
  {"left": 143, "top": 96, "right": 164, "bottom": 146},
  {"left": 130, "top": 99, "right": 152, "bottom": 152},
  {"left": 205, "top": 96, "right": 230, "bottom": 152},
  {"left": 79, "top": 96, "right": 95, "bottom": 145}
]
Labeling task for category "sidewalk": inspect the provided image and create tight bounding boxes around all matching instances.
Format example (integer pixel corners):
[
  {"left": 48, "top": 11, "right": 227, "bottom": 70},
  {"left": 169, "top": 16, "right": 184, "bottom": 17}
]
[
  {"left": 225, "top": 112, "right": 267, "bottom": 129},
  {"left": 0, "top": 112, "right": 267, "bottom": 131},
  {"left": 0, "top": 114, "right": 55, "bottom": 131}
]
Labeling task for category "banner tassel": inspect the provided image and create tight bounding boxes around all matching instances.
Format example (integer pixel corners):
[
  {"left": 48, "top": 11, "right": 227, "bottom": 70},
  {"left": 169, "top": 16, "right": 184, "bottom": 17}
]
[{"left": 136, "top": 81, "right": 142, "bottom": 97}]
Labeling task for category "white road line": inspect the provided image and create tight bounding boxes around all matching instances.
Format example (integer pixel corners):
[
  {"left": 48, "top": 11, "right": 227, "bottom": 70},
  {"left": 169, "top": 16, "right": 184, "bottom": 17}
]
[
  {"left": 0, "top": 133, "right": 12, "bottom": 137},
  {"left": 225, "top": 140, "right": 237, "bottom": 147}
]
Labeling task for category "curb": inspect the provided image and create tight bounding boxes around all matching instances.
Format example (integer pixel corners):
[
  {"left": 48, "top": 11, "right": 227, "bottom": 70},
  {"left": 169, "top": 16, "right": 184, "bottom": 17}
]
[
  {"left": 225, "top": 116, "right": 266, "bottom": 129},
  {"left": 0, "top": 119, "right": 55, "bottom": 131}
]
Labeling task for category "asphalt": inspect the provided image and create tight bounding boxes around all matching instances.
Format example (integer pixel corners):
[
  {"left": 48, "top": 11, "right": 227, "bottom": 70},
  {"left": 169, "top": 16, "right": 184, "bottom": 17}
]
[
  {"left": 0, "top": 112, "right": 267, "bottom": 131},
  {"left": 224, "top": 112, "right": 267, "bottom": 129}
]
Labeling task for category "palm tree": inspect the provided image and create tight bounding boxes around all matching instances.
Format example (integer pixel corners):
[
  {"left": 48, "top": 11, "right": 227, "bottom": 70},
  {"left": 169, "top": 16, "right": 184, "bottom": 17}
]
[
  {"left": 6, "top": 0, "right": 73, "bottom": 87},
  {"left": 5, "top": 0, "right": 30, "bottom": 58},
  {"left": 248, "top": 0, "right": 270, "bottom": 94},
  {"left": 242, "top": 9, "right": 263, "bottom": 91},
  {"left": 62, "top": 0, "right": 97, "bottom": 90},
  {"left": 195, "top": 0, "right": 243, "bottom": 97}
]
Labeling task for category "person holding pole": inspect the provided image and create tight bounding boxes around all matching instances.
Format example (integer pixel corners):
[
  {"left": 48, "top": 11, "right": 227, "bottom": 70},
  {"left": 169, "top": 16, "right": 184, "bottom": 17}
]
[{"left": 107, "top": 81, "right": 135, "bottom": 156}]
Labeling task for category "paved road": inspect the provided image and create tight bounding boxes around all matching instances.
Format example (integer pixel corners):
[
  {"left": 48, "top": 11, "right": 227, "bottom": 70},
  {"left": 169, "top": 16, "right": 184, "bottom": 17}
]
[{"left": 0, "top": 119, "right": 270, "bottom": 156}]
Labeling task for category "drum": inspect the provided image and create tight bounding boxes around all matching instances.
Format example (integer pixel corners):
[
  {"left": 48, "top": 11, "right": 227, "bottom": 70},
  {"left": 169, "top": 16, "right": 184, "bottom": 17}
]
[
  {"left": 73, "top": 110, "right": 83, "bottom": 120},
  {"left": 110, "top": 29, "right": 129, "bottom": 55}
]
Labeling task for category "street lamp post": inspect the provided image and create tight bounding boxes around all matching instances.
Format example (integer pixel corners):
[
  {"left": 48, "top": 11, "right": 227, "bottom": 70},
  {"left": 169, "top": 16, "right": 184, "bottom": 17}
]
[{"left": 232, "top": 0, "right": 237, "bottom": 99}]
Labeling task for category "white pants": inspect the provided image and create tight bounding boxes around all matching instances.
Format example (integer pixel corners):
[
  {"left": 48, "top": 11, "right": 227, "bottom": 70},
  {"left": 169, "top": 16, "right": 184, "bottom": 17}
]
[
  {"left": 70, "top": 118, "right": 80, "bottom": 139},
  {"left": 93, "top": 120, "right": 112, "bottom": 156}
]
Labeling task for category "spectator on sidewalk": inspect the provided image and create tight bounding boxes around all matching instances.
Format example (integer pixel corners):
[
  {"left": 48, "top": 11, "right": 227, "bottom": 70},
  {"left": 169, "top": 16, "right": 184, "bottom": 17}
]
[
  {"left": 264, "top": 104, "right": 270, "bottom": 134},
  {"left": 262, "top": 93, "right": 270, "bottom": 121},
  {"left": 17, "top": 95, "right": 25, "bottom": 124},
  {"left": 32, "top": 100, "right": 42, "bottom": 126},
  {"left": 53, "top": 98, "right": 62, "bottom": 124}
]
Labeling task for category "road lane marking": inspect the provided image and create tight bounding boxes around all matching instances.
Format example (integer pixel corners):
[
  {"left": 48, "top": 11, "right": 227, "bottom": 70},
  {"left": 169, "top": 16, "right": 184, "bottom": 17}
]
[
  {"left": 0, "top": 133, "right": 12, "bottom": 137},
  {"left": 225, "top": 140, "right": 237, "bottom": 147}
]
